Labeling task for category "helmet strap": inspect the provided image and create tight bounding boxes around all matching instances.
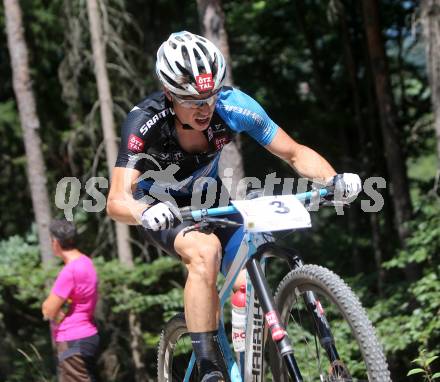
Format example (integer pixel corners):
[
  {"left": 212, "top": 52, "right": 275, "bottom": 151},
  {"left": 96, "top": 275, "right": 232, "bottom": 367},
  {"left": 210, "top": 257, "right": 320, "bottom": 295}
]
[
  {"left": 165, "top": 88, "right": 195, "bottom": 130},
  {"left": 172, "top": 106, "right": 194, "bottom": 130}
]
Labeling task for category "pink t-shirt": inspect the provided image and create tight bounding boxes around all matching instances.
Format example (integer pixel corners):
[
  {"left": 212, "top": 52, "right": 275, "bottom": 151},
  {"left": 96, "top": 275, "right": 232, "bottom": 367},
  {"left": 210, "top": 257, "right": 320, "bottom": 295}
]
[{"left": 51, "top": 255, "right": 98, "bottom": 342}]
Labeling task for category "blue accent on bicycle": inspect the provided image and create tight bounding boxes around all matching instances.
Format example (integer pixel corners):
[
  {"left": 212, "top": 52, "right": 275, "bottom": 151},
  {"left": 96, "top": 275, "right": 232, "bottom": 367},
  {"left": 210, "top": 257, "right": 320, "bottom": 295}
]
[
  {"left": 158, "top": 186, "right": 392, "bottom": 382},
  {"left": 181, "top": 189, "right": 329, "bottom": 381}
]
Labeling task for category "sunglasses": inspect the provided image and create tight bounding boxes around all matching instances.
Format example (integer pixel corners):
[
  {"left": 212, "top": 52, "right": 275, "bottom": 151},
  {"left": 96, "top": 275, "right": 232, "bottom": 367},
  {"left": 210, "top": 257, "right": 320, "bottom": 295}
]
[{"left": 170, "top": 89, "right": 221, "bottom": 109}]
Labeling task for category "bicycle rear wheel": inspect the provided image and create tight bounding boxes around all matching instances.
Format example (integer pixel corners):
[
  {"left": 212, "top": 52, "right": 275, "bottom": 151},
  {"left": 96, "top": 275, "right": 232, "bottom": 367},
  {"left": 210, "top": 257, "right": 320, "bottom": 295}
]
[
  {"left": 268, "top": 265, "right": 391, "bottom": 382},
  {"left": 157, "top": 313, "right": 199, "bottom": 382}
]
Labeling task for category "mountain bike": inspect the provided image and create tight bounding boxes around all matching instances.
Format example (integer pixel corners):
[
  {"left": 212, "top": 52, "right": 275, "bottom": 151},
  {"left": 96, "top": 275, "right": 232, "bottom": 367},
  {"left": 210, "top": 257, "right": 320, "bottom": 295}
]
[{"left": 157, "top": 187, "right": 391, "bottom": 381}]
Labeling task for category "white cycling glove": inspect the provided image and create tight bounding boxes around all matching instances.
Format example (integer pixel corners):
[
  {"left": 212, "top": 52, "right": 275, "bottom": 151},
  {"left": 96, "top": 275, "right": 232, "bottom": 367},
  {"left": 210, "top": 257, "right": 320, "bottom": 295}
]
[
  {"left": 141, "top": 202, "right": 178, "bottom": 231},
  {"left": 330, "top": 173, "right": 362, "bottom": 200}
]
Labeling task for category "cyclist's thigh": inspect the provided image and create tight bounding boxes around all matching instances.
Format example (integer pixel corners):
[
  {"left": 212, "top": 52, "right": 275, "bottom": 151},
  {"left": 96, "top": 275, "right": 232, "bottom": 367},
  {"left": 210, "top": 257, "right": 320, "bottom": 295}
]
[
  {"left": 174, "top": 228, "right": 222, "bottom": 262},
  {"left": 138, "top": 220, "right": 194, "bottom": 258}
]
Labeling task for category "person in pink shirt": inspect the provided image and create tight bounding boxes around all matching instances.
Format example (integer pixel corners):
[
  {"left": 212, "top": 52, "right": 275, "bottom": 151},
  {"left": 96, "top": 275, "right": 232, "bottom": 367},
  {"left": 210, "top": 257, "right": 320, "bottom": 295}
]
[{"left": 42, "top": 219, "right": 99, "bottom": 382}]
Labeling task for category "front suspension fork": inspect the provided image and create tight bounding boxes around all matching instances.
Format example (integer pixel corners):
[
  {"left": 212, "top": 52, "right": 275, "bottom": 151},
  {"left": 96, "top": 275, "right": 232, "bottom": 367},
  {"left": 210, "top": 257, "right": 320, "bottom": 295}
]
[
  {"left": 265, "top": 244, "right": 342, "bottom": 364},
  {"left": 246, "top": 257, "right": 303, "bottom": 382},
  {"left": 246, "top": 246, "right": 344, "bottom": 381}
]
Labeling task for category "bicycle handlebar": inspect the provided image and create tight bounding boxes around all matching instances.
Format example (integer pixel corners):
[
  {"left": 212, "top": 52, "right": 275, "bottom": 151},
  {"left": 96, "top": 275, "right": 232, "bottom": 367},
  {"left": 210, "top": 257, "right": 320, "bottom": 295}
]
[{"left": 180, "top": 187, "right": 332, "bottom": 222}]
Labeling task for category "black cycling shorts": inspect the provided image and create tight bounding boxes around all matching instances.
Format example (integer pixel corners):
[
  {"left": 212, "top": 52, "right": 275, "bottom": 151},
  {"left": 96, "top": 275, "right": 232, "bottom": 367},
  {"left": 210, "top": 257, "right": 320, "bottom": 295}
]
[
  {"left": 140, "top": 216, "right": 241, "bottom": 259},
  {"left": 136, "top": 180, "right": 242, "bottom": 258}
]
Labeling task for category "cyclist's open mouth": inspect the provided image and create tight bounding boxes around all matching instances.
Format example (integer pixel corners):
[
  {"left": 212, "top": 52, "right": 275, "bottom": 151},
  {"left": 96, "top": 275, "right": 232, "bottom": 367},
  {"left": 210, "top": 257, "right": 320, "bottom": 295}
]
[{"left": 194, "top": 116, "right": 210, "bottom": 128}]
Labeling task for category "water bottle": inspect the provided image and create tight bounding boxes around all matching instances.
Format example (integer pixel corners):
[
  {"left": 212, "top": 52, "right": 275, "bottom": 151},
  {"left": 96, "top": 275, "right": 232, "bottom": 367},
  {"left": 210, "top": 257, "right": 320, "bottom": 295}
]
[{"left": 231, "top": 284, "right": 246, "bottom": 353}]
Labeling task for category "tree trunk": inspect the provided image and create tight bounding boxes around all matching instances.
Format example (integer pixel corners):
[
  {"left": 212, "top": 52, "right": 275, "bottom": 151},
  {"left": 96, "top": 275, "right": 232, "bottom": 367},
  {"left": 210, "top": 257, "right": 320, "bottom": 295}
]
[
  {"left": 364, "top": 44, "right": 397, "bottom": 259},
  {"left": 295, "top": 0, "right": 333, "bottom": 110},
  {"left": 4, "top": 0, "right": 53, "bottom": 267},
  {"left": 361, "top": 0, "right": 413, "bottom": 244},
  {"left": 86, "top": 0, "right": 148, "bottom": 380},
  {"left": 86, "top": 0, "right": 134, "bottom": 265},
  {"left": 338, "top": 1, "right": 385, "bottom": 291},
  {"left": 196, "top": 0, "right": 246, "bottom": 199},
  {"left": 421, "top": 0, "right": 440, "bottom": 194}
]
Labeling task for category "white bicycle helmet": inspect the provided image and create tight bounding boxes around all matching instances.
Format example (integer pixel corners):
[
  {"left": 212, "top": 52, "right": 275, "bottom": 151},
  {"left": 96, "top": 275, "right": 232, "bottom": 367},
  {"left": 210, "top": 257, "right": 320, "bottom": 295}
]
[{"left": 156, "top": 31, "right": 226, "bottom": 96}]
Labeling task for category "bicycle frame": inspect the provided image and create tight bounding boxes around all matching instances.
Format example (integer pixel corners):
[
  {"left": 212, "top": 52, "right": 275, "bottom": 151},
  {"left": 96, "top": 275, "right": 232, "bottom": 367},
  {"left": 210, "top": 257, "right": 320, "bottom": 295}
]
[{"left": 182, "top": 189, "right": 332, "bottom": 382}]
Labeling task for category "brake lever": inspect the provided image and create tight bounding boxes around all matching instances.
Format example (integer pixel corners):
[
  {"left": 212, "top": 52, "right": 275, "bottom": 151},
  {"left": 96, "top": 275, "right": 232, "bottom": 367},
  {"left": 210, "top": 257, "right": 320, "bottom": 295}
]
[
  {"left": 203, "top": 218, "right": 242, "bottom": 228},
  {"left": 182, "top": 223, "right": 210, "bottom": 236},
  {"left": 182, "top": 218, "right": 242, "bottom": 236},
  {"left": 320, "top": 200, "right": 350, "bottom": 208}
]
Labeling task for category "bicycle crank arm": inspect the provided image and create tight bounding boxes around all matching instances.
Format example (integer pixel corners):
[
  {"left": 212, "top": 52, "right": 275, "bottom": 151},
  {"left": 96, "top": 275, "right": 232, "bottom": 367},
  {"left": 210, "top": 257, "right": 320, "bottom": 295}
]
[{"left": 246, "top": 257, "right": 303, "bottom": 382}]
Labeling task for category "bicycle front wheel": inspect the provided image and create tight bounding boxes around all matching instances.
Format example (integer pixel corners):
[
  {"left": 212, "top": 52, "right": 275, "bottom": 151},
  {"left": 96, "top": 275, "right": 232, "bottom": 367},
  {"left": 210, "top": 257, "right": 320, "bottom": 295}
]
[
  {"left": 157, "top": 313, "right": 199, "bottom": 382},
  {"left": 269, "top": 265, "right": 391, "bottom": 382}
]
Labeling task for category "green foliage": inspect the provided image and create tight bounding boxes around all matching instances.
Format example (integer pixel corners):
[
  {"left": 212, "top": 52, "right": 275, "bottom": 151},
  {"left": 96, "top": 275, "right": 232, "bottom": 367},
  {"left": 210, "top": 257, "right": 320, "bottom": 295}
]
[
  {"left": 0, "top": 231, "right": 57, "bottom": 381},
  {"left": 407, "top": 350, "right": 440, "bottom": 381},
  {"left": 384, "top": 197, "right": 440, "bottom": 269},
  {"left": 0, "top": 230, "right": 54, "bottom": 307},
  {"left": 96, "top": 256, "right": 183, "bottom": 316},
  {"left": 373, "top": 194, "right": 440, "bottom": 368},
  {"left": 0, "top": 0, "right": 438, "bottom": 380},
  {"left": 13, "top": 345, "right": 55, "bottom": 382},
  {"left": 0, "top": 100, "right": 33, "bottom": 238}
]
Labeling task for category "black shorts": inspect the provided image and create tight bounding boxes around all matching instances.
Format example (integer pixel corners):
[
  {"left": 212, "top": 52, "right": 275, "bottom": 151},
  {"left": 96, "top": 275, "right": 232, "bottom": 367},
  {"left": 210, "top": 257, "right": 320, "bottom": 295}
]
[
  {"left": 140, "top": 216, "right": 242, "bottom": 259},
  {"left": 136, "top": 180, "right": 242, "bottom": 259}
]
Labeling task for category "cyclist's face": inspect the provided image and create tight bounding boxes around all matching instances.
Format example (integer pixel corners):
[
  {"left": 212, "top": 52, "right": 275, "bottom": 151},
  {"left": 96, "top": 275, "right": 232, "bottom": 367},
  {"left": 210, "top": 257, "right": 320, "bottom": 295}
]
[{"left": 165, "top": 89, "right": 218, "bottom": 131}]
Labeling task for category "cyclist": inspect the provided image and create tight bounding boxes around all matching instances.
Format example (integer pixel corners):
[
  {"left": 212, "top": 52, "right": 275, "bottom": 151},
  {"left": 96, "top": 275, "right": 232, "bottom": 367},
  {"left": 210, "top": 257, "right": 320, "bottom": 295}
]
[{"left": 107, "top": 31, "right": 361, "bottom": 381}]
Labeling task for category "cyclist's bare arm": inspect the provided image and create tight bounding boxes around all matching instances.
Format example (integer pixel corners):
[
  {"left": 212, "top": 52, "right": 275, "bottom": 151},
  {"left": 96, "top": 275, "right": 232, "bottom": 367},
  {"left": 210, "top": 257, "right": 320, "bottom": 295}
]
[
  {"left": 107, "top": 167, "right": 149, "bottom": 225},
  {"left": 265, "top": 127, "right": 337, "bottom": 182}
]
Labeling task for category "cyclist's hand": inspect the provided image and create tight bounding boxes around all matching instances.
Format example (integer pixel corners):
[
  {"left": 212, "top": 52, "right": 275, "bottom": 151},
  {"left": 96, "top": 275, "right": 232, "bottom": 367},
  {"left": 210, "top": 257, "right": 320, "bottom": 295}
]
[
  {"left": 330, "top": 173, "right": 362, "bottom": 200},
  {"left": 141, "top": 202, "right": 178, "bottom": 231}
]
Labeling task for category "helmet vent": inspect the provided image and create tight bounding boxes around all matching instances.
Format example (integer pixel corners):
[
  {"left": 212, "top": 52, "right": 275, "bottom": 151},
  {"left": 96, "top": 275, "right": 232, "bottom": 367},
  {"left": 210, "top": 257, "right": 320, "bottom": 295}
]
[
  {"left": 160, "top": 71, "right": 182, "bottom": 90},
  {"left": 163, "top": 55, "right": 173, "bottom": 73},
  {"left": 193, "top": 48, "right": 205, "bottom": 73},
  {"left": 193, "top": 48, "right": 201, "bottom": 61},
  {"left": 181, "top": 46, "right": 192, "bottom": 71},
  {"left": 170, "top": 42, "right": 177, "bottom": 49},
  {"left": 175, "top": 36, "right": 184, "bottom": 42},
  {"left": 196, "top": 42, "right": 209, "bottom": 58},
  {"left": 176, "top": 62, "right": 192, "bottom": 79},
  {"left": 211, "top": 52, "right": 218, "bottom": 77}
]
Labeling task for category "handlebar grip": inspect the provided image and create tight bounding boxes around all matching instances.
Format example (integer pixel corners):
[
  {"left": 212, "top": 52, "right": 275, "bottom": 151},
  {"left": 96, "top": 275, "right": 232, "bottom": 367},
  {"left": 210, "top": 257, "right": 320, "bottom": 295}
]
[
  {"left": 180, "top": 206, "right": 194, "bottom": 221},
  {"left": 325, "top": 174, "right": 343, "bottom": 194},
  {"left": 324, "top": 185, "right": 335, "bottom": 196}
]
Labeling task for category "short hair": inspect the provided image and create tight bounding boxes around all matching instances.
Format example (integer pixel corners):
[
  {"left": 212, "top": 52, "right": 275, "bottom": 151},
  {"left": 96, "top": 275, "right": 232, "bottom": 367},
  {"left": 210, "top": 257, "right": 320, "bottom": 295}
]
[{"left": 49, "top": 219, "right": 77, "bottom": 250}]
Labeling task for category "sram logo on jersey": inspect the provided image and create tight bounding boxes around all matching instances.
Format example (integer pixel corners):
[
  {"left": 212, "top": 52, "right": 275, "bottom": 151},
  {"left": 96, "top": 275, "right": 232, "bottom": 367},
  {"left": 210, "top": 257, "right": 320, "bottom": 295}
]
[
  {"left": 140, "top": 107, "right": 175, "bottom": 135},
  {"left": 127, "top": 134, "right": 144, "bottom": 153},
  {"left": 195, "top": 73, "right": 213, "bottom": 92}
]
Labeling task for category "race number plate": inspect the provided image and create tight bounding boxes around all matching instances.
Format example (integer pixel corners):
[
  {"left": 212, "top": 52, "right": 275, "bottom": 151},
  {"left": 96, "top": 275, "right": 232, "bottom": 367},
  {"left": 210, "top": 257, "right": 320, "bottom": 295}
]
[{"left": 231, "top": 195, "right": 311, "bottom": 232}]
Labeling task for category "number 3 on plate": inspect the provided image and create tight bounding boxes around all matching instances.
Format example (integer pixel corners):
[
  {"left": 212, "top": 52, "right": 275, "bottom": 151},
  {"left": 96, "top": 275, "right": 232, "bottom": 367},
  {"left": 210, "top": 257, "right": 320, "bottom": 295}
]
[{"left": 270, "top": 201, "right": 290, "bottom": 214}]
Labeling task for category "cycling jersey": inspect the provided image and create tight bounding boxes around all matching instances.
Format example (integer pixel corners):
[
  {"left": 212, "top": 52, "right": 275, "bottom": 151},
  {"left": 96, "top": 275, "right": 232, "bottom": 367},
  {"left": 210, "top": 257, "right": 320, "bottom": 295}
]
[{"left": 115, "top": 86, "right": 279, "bottom": 196}]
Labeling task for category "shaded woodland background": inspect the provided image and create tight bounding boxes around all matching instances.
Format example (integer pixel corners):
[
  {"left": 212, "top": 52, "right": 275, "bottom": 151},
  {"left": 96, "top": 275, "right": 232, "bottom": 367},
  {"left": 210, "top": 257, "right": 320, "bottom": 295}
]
[{"left": 0, "top": 0, "right": 439, "bottom": 380}]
